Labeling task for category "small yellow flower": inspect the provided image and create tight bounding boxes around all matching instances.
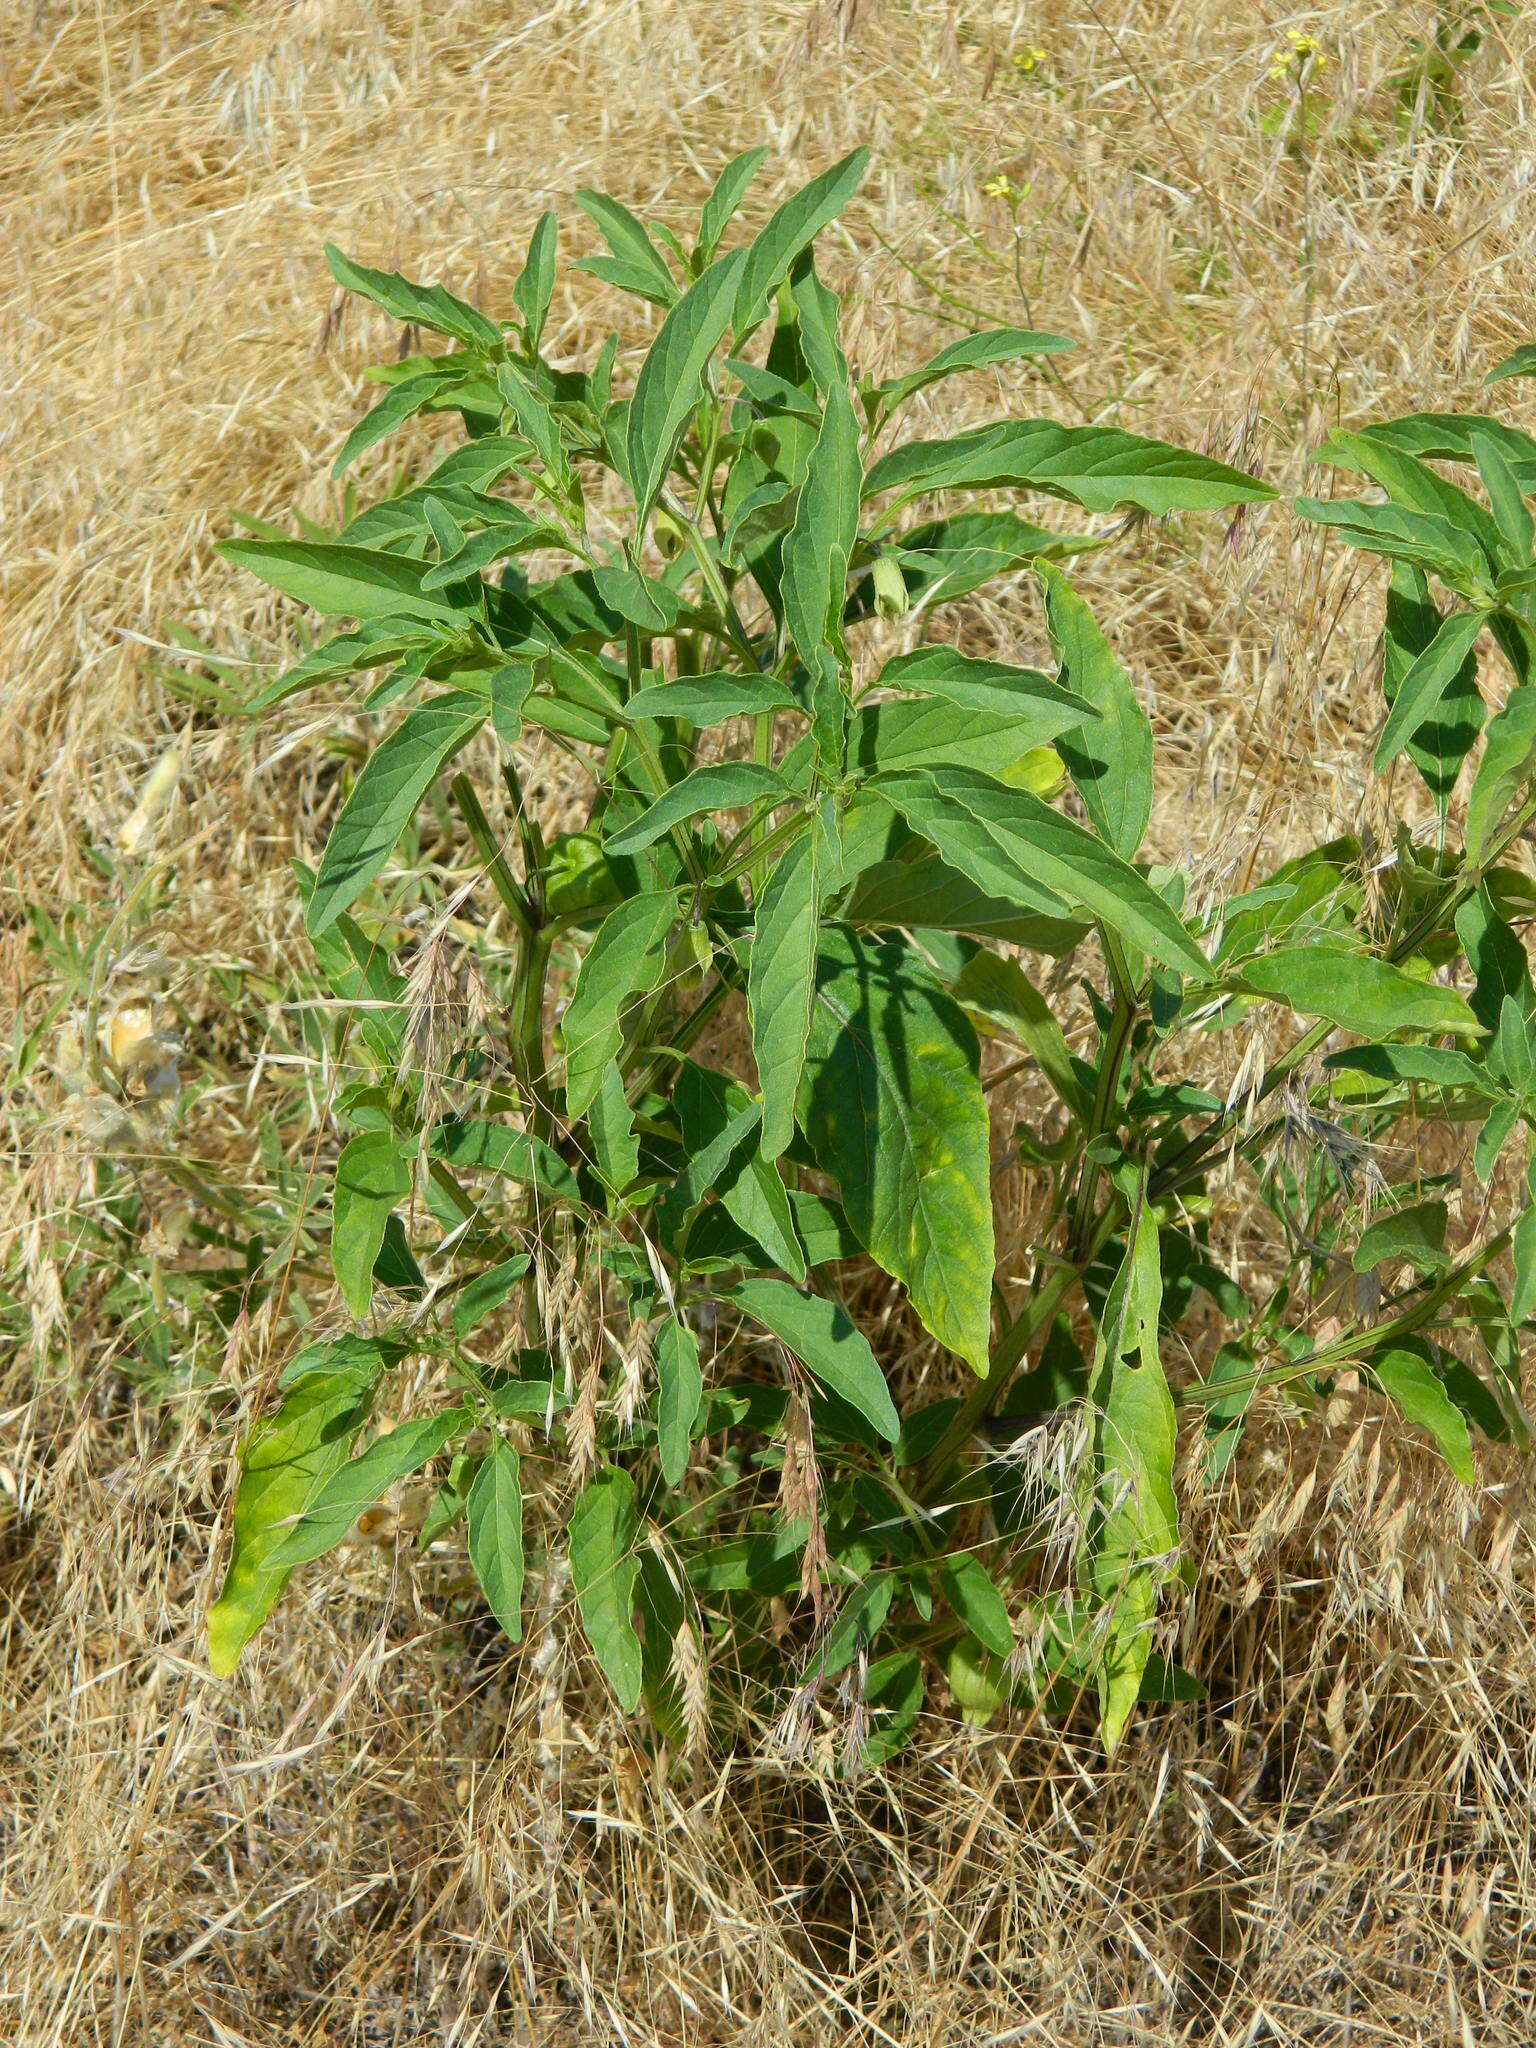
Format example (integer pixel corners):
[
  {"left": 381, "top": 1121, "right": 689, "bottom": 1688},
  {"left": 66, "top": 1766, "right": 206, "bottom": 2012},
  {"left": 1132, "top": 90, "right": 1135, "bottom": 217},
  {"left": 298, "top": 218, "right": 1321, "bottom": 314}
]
[
  {"left": 982, "top": 174, "right": 1019, "bottom": 202},
  {"left": 1012, "top": 45, "right": 1047, "bottom": 75},
  {"left": 1269, "top": 27, "right": 1328, "bottom": 80}
]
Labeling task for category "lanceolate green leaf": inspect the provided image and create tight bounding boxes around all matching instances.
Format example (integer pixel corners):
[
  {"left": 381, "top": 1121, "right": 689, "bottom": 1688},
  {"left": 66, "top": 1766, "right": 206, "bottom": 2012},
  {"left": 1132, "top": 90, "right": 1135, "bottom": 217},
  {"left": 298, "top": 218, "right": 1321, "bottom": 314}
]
[
  {"left": 1316, "top": 430, "right": 1504, "bottom": 572},
  {"left": 308, "top": 692, "right": 487, "bottom": 937},
  {"left": 1324, "top": 1043, "right": 1494, "bottom": 1093},
  {"left": 325, "top": 243, "right": 504, "bottom": 353},
  {"left": 219, "top": 538, "right": 463, "bottom": 625},
  {"left": 951, "top": 950, "right": 1092, "bottom": 1118},
  {"left": 1513, "top": 1163, "right": 1536, "bottom": 1321},
  {"left": 604, "top": 762, "right": 792, "bottom": 856},
  {"left": 513, "top": 211, "right": 559, "bottom": 350},
  {"left": 300, "top": 892, "right": 408, "bottom": 1065},
  {"left": 863, "top": 1650, "right": 925, "bottom": 1765},
  {"left": 874, "top": 765, "right": 1209, "bottom": 979},
  {"left": 341, "top": 471, "right": 535, "bottom": 550},
  {"left": 790, "top": 257, "right": 853, "bottom": 397},
  {"left": 655, "top": 1315, "right": 704, "bottom": 1485},
  {"left": 876, "top": 646, "right": 1091, "bottom": 723},
  {"left": 939, "top": 1553, "right": 1015, "bottom": 1658},
  {"left": 627, "top": 248, "right": 746, "bottom": 521},
  {"left": 485, "top": 660, "right": 539, "bottom": 748},
  {"left": 1353, "top": 1200, "right": 1451, "bottom": 1274},
  {"left": 1474, "top": 431, "right": 1534, "bottom": 563},
  {"left": 467, "top": 1436, "right": 527, "bottom": 1640},
  {"left": 800, "top": 929, "right": 994, "bottom": 1372},
  {"left": 1370, "top": 1346, "right": 1475, "bottom": 1483},
  {"left": 1294, "top": 497, "right": 1493, "bottom": 589},
  {"left": 875, "top": 327, "right": 1074, "bottom": 414},
  {"left": 782, "top": 380, "right": 862, "bottom": 766},
  {"left": 331, "top": 1130, "right": 412, "bottom": 1319},
  {"left": 843, "top": 850, "right": 1088, "bottom": 953},
  {"left": 1466, "top": 684, "right": 1536, "bottom": 859},
  {"left": 1360, "top": 414, "right": 1536, "bottom": 496},
  {"left": 569, "top": 1466, "right": 644, "bottom": 1711},
  {"left": 332, "top": 373, "right": 445, "bottom": 477},
  {"left": 732, "top": 1276, "right": 900, "bottom": 1441},
  {"left": 1037, "top": 561, "right": 1153, "bottom": 857},
  {"left": 749, "top": 823, "right": 823, "bottom": 1160},
  {"left": 267, "top": 1406, "right": 473, "bottom": 1569},
  {"left": 1487, "top": 346, "right": 1536, "bottom": 387},
  {"left": 1456, "top": 887, "right": 1535, "bottom": 1034},
  {"left": 1358, "top": 407, "right": 1536, "bottom": 462},
  {"left": 802, "top": 1575, "right": 897, "bottom": 1683},
  {"left": 733, "top": 147, "right": 870, "bottom": 337},
  {"left": 531, "top": 645, "right": 627, "bottom": 740},
  {"left": 563, "top": 890, "right": 681, "bottom": 1116},
  {"left": 1236, "top": 946, "right": 1480, "bottom": 1036},
  {"left": 494, "top": 363, "right": 571, "bottom": 493},
  {"left": 207, "top": 1353, "right": 380, "bottom": 1674},
  {"left": 573, "top": 190, "right": 680, "bottom": 306},
  {"left": 250, "top": 619, "right": 442, "bottom": 712},
  {"left": 453, "top": 1254, "right": 532, "bottom": 1337},
  {"left": 1375, "top": 607, "right": 1488, "bottom": 771},
  {"left": 429, "top": 1116, "right": 582, "bottom": 1204},
  {"left": 587, "top": 1060, "right": 641, "bottom": 1198},
  {"left": 594, "top": 570, "right": 702, "bottom": 637},
  {"left": 421, "top": 510, "right": 562, "bottom": 591},
  {"left": 1084, "top": 1203, "right": 1178, "bottom": 1755},
  {"left": 625, "top": 673, "right": 798, "bottom": 725},
  {"left": 849, "top": 699, "right": 1073, "bottom": 776},
  {"left": 1383, "top": 563, "right": 1483, "bottom": 811},
  {"left": 867, "top": 511, "right": 1097, "bottom": 615},
  {"left": 864, "top": 419, "right": 1277, "bottom": 516},
  {"left": 668, "top": 1066, "right": 808, "bottom": 1284},
  {"left": 696, "top": 145, "right": 771, "bottom": 265},
  {"left": 419, "top": 1453, "right": 479, "bottom": 1549},
  {"left": 1489, "top": 994, "right": 1536, "bottom": 1096}
]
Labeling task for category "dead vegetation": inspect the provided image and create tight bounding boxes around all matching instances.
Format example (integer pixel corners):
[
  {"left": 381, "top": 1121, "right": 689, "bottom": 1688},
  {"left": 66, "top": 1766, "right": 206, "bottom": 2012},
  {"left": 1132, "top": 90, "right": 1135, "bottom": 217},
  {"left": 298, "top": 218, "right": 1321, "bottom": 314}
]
[{"left": 5, "top": 1, "right": 1536, "bottom": 2040}]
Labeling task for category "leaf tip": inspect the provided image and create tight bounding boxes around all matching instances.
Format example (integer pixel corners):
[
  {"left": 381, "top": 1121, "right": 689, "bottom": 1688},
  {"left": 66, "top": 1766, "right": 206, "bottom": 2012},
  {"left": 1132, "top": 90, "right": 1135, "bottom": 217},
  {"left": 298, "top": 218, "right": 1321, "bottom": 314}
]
[{"left": 205, "top": 1603, "right": 247, "bottom": 1678}]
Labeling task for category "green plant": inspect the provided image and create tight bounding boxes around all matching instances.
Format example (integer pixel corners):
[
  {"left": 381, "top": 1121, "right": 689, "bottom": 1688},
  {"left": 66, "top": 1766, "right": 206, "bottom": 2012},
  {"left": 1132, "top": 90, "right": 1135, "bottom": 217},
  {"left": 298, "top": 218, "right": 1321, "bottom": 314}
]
[
  {"left": 1386, "top": 1, "right": 1518, "bottom": 138},
  {"left": 1261, "top": 26, "right": 1333, "bottom": 152},
  {"left": 210, "top": 150, "right": 1536, "bottom": 1761}
]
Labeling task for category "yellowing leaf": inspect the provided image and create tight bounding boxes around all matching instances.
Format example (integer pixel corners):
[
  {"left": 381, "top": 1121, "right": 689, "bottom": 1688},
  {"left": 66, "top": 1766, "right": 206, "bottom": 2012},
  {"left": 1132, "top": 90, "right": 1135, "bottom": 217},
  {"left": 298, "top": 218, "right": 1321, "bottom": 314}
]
[
  {"left": 207, "top": 1349, "right": 385, "bottom": 1675},
  {"left": 800, "top": 930, "right": 994, "bottom": 1372}
]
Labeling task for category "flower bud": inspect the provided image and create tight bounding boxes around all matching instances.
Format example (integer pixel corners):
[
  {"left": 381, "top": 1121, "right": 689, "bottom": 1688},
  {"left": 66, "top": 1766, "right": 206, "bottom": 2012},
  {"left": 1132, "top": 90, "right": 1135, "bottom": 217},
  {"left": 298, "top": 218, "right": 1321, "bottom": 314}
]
[
  {"left": 677, "top": 920, "right": 714, "bottom": 994},
  {"left": 652, "top": 507, "right": 687, "bottom": 560},
  {"left": 871, "top": 553, "right": 909, "bottom": 620}
]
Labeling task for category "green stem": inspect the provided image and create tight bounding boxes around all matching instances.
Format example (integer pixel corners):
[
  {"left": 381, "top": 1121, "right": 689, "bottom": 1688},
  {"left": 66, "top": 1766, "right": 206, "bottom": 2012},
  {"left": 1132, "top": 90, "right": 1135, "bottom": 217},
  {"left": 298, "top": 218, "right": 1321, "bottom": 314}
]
[
  {"left": 1176, "top": 1226, "right": 1512, "bottom": 1410},
  {"left": 1066, "top": 934, "right": 1139, "bottom": 1262},
  {"left": 624, "top": 619, "right": 645, "bottom": 700},
  {"left": 692, "top": 389, "right": 725, "bottom": 532},
  {"left": 615, "top": 717, "right": 708, "bottom": 888},
  {"left": 451, "top": 774, "right": 533, "bottom": 943},
  {"left": 511, "top": 923, "right": 555, "bottom": 1144},
  {"left": 657, "top": 485, "right": 761, "bottom": 669},
  {"left": 911, "top": 1256, "right": 1081, "bottom": 1497},
  {"left": 498, "top": 757, "right": 547, "bottom": 916},
  {"left": 713, "top": 804, "right": 811, "bottom": 889},
  {"left": 627, "top": 965, "right": 739, "bottom": 1099},
  {"left": 427, "top": 1159, "right": 526, "bottom": 1263},
  {"left": 1394, "top": 782, "right": 1536, "bottom": 962},
  {"left": 1158, "top": 779, "right": 1536, "bottom": 1203},
  {"left": 915, "top": 772, "right": 1536, "bottom": 1504},
  {"left": 1149, "top": 1016, "right": 1330, "bottom": 1202}
]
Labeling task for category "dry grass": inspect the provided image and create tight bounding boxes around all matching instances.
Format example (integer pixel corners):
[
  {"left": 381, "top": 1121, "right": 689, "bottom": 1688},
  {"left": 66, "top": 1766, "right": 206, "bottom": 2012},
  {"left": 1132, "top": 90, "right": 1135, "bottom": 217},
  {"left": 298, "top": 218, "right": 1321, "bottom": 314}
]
[{"left": 6, "top": 1, "right": 1536, "bottom": 2041}]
